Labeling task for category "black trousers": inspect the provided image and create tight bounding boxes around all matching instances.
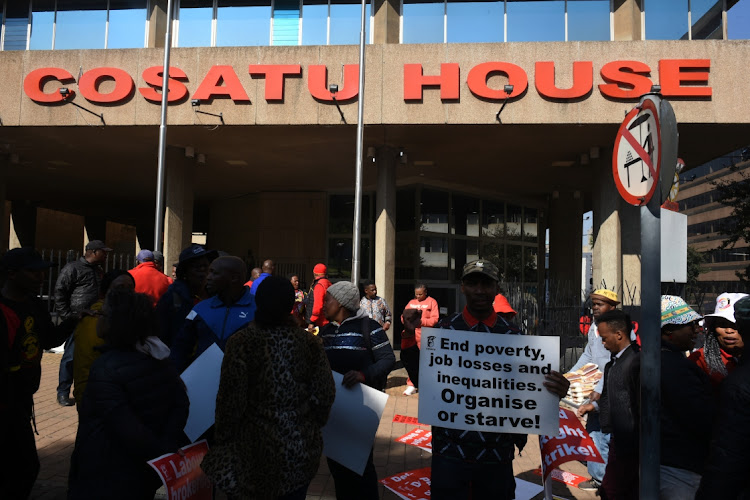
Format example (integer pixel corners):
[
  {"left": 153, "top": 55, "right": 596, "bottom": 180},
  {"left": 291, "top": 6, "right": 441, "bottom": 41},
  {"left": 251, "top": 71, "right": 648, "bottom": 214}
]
[
  {"left": 326, "top": 450, "right": 379, "bottom": 500},
  {"left": 1, "top": 410, "right": 39, "bottom": 499},
  {"left": 400, "top": 344, "right": 420, "bottom": 388}
]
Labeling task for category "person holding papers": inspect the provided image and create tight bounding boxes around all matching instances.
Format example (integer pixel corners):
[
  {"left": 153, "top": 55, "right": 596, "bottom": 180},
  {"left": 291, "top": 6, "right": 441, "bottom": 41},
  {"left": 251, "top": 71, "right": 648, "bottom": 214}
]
[
  {"left": 431, "top": 259, "right": 570, "bottom": 500},
  {"left": 202, "top": 276, "right": 335, "bottom": 499},
  {"left": 320, "top": 280, "right": 396, "bottom": 500}
]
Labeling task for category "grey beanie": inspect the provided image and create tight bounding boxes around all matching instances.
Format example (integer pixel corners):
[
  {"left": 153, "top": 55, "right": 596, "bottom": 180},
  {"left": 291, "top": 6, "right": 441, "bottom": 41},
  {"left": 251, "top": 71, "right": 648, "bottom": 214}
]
[{"left": 327, "top": 281, "right": 361, "bottom": 312}]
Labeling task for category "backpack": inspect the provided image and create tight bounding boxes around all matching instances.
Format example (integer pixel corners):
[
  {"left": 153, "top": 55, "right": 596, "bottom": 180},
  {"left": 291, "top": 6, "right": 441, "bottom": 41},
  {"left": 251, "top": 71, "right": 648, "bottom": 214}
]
[{"left": 303, "top": 279, "right": 321, "bottom": 323}]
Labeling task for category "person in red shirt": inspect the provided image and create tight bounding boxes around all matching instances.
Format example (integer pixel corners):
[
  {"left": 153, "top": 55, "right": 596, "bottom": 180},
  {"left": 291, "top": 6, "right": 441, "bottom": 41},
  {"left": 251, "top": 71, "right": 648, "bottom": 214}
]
[
  {"left": 129, "top": 250, "right": 171, "bottom": 304},
  {"left": 401, "top": 283, "right": 440, "bottom": 395},
  {"left": 306, "top": 263, "right": 332, "bottom": 332}
]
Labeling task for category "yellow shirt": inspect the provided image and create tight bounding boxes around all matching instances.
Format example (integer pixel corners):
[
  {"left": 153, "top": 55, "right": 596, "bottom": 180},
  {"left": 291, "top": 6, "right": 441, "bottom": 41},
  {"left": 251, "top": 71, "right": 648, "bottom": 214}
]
[{"left": 72, "top": 300, "right": 104, "bottom": 405}]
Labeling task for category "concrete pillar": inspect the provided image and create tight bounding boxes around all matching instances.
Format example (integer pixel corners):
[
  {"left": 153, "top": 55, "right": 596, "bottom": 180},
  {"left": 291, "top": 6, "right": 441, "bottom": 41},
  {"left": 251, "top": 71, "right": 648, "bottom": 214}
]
[
  {"left": 164, "top": 147, "right": 195, "bottom": 276},
  {"left": 372, "top": 0, "right": 400, "bottom": 44},
  {"left": 147, "top": 0, "right": 168, "bottom": 49},
  {"left": 375, "top": 147, "right": 397, "bottom": 345},
  {"left": 613, "top": 0, "right": 643, "bottom": 41},
  {"left": 592, "top": 150, "right": 622, "bottom": 293},
  {"left": 9, "top": 202, "right": 37, "bottom": 249},
  {"left": 548, "top": 191, "right": 584, "bottom": 292},
  {"left": 0, "top": 154, "right": 8, "bottom": 250},
  {"left": 84, "top": 216, "right": 107, "bottom": 246},
  {"left": 621, "top": 205, "right": 642, "bottom": 307}
]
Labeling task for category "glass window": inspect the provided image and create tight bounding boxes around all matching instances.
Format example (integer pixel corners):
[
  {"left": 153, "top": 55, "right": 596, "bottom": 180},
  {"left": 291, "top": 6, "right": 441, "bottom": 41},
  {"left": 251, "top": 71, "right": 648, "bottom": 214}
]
[
  {"left": 482, "top": 200, "right": 505, "bottom": 237},
  {"left": 524, "top": 246, "right": 538, "bottom": 283},
  {"left": 29, "top": 0, "right": 55, "bottom": 50},
  {"left": 691, "top": 0, "right": 722, "bottom": 39},
  {"left": 506, "top": 204, "right": 522, "bottom": 240},
  {"left": 420, "top": 189, "right": 449, "bottom": 233},
  {"left": 506, "top": 244, "right": 522, "bottom": 281},
  {"left": 567, "top": 0, "right": 610, "bottom": 41},
  {"left": 507, "top": 0, "right": 565, "bottom": 42},
  {"left": 727, "top": 0, "right": 750, "bottom": 40},
  {"left": 453, "top": 239, "right": 480, "bottom": 280},
  {"left": 108, "top": 0, "right": 147, "bottom": 49},
  {"left": 3, "top": 1, "right": 30, "bottom": 51},
  {"left": 447, "top": 0, "right": 503, "bottom": 43},
  {"left": 217, "top": 0, "right": 272, "bottom": 46},
  {"left": 396, "top": 232, "right": 417, "bottom": 279},
  {"left": 402, "top": 0, "right": 444, "bottom": 43},
  {"left": 328, "top": 194, "right": 371, "bottom": 234},
  {"left": 55, "top": 1, "right": 107, "bottom": 50},
  {"left": 178, "top": 0, "right": 213, "bottom": 47},
  {"left": 481, "top": 240, "right": 504, "bottom": 278},
  {"left": 329, "top": 0, "right": 370, "bottom": 45},
  {"left": 524, "top": 207, "right": 538, "bottom": 242},
  {"left": 328, "top": 237, "right": 370, "bottom": 280},
  {"left": 451, "top": 195, "right": 479, "bottom": 236},
  {"left": 420, "top": 236, "right": 449, "bottom": 280},
  {"left": 645, "top": 0, "right": 688, "bottom": 40},
  {"left": 397, "top": 189, "right": 417, "bottom": 231},
  {"left": 273, "top": 0, "right": 300, "bottom": 45},
  {"left": 302, "top": 0, "right": 328, "bottom": 44}
]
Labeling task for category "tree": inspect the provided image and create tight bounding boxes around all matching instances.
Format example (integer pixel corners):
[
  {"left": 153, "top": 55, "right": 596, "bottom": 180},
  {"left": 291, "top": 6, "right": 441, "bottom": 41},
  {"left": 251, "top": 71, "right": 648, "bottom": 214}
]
[
  {"left": 686, "top": 245, "right": 706, "bottom": 289},
  {"left": 713, "top": 166, "right": 750, "bottom": 281}
]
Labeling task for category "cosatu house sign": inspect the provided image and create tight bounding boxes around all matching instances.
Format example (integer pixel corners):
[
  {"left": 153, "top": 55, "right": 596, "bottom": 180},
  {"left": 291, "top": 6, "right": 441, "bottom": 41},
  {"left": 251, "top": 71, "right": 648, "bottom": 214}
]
[{"left": 23, "top": 59, "right": 711, "bottom": 105}]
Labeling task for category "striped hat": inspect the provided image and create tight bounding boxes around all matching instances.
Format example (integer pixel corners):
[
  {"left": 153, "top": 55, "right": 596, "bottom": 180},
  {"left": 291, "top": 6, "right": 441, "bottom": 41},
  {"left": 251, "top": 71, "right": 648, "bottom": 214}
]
[{"left": 661, "top": 295, "right": 702, "bottom": 327}]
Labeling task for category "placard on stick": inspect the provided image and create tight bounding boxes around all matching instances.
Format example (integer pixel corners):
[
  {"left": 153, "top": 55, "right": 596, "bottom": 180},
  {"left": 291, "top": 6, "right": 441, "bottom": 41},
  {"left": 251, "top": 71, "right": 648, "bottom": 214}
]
[{"left": 418, "top": 327, "right": 560, "bottom": 435}]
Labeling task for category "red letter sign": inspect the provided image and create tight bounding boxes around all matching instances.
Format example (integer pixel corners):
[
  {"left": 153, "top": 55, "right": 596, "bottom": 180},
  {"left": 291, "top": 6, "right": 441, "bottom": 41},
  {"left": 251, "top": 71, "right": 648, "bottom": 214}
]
[
  {"left": 193, "top": 65, "right": 250, "bottom": 102},
  {"left": 535, "top": 61, "right": 593, "bottom": 99},
  {"left": 599, "top": 61, "right": 653, "bottom": 99},
  {"left": 466, "top": 62, "right": 527, "bottom": 99},
  {"left": 308, "top": 65, "right": 359, "bottom": 101},
  {"left": 23, "top": 67, "right": 76, "bottom": 103},
  {"left": 139, "top": 66, "right": 189, "bottom": 103},
  {"left": 78, "top": 68, "right": 135, "bottom": 104},
  {"left": 404, "top": 63, "right": 460, "bottom": 101},
  {"left": 248, "top": 64, "right": 302, "bottom": 101},
  {"left": 658, "top": 59, "right": 711, "bottom": 97}
]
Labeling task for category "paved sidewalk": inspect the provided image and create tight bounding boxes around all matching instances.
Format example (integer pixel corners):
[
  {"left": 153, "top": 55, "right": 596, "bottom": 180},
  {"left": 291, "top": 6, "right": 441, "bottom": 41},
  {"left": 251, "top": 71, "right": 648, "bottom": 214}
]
[{"left": 31, "top": 354, "right": 597, "bottom": 500}]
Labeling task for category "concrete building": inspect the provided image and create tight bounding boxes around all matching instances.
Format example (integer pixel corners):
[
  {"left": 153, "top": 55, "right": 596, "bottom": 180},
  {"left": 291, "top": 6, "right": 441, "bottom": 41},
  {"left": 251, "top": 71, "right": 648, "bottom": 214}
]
[{"left": 1, "top": 0, "right": 749, "bottom": 338}]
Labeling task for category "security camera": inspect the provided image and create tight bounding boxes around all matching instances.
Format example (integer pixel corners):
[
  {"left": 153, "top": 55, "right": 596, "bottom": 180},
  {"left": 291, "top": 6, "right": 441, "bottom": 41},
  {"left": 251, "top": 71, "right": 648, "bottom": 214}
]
[
  {"left": 191, "top": 99, "right": 200, "bottom": 107},
  {"left": 329, "top": 84, "right": 338, "bottom": 94},
  {"left": 503, "top": 85, "right": 514, "bottom": 95},
  {"left": 59, "top": 88, "right": 70, "bottom": 96}
]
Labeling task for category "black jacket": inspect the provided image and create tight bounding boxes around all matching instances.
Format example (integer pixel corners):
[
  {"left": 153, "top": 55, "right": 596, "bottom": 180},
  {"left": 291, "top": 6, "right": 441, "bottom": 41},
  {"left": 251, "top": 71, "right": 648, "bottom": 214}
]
[
  {"left": 696, "top": 358, "right": 750, "bottom": 499},
  {"left": 68, "top": 348, "right": 190, "bottom": 500},
  {"left": 600, "top": 343, "right": 640, "bottom": 458},
  {"left": 660, "top": 340, "right": 714, "bottom": 474},
  {"left": 54, "top": 257, "right": 103, "bottom": 320},
  {"left": 155, "top": 279, "right": 194, "bottom": 347}
]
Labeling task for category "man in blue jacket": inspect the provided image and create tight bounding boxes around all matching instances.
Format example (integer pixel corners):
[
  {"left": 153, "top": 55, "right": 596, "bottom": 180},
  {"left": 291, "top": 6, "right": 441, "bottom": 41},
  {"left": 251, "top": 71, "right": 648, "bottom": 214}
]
[{"left": 170, "top": 256, "right": 255, "bottom": 372}]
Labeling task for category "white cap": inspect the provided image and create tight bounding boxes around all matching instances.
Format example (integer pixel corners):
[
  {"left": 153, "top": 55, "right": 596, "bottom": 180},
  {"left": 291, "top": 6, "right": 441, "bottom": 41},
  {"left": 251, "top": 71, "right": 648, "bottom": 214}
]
[{"left": 705, "top": 292, "right": 750, "bottom": 323}]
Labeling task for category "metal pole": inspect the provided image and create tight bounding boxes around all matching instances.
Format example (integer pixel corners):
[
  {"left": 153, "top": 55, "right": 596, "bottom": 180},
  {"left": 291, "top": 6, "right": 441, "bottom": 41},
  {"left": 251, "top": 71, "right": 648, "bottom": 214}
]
[
  {"left": 351, "top": 0, "right": 367, "bottom": 284},
  {"left": 154, "top": 0, "right": 175, "bottom": 253},
  {"left": 639, "top": 98, "right": 662, "bottom": 500}
]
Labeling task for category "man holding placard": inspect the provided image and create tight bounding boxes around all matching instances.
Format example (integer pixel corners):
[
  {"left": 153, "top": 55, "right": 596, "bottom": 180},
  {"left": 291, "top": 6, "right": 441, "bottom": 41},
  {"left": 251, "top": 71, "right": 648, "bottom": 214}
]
[{"left": 422, "top": 259, "right": 570, "bottom": 500}]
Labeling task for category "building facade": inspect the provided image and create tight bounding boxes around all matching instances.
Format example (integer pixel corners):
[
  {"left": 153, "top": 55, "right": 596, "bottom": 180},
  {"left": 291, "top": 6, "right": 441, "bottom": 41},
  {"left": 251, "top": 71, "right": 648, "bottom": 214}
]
[{"left": 1, "top": 0, "right": 749, "bottom": 339}]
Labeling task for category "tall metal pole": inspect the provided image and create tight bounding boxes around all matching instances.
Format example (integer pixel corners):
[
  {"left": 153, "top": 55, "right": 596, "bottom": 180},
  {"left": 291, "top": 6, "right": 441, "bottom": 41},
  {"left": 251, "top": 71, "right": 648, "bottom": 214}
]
[
  {"left": 351, "top": 0, "right": 367, "bottom": 284},
  {"left": 154, "top": 0, "right": 175, "bottom": 253}
]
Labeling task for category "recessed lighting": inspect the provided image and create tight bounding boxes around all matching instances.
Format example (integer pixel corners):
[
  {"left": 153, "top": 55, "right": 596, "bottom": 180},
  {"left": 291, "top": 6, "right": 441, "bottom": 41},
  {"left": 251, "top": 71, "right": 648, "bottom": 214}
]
[{"left": 226, "top": 160, "right": 248, "bottom": 166}]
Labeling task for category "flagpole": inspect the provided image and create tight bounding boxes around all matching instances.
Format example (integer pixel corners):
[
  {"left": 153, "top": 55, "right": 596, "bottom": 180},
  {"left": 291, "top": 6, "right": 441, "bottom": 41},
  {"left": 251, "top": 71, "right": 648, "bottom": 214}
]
[{"left": 351, "top": 0, "right": 367, "bottom": 284}]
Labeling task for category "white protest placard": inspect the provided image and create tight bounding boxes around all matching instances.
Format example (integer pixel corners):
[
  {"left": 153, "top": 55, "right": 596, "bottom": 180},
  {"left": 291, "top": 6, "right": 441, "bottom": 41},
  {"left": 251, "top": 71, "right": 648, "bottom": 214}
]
[
  {"left": 418, "top": 327, "right": 560, "bottom": 435},
  {"left": 180, "top": 343, "right": 224, "bottom": 442},
  {"left": 322, "top": 371, "right": 389, "bottom": 475}
]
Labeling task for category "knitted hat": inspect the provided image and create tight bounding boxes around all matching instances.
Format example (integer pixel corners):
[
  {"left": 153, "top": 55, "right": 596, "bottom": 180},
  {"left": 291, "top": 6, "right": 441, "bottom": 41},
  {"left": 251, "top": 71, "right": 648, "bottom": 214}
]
[
  {"left": 493, "top": 294, "right": 516, "bottom": 317},
  {"left": 704, "top": 292, "right": 749, "bottom": 323},
  {"left": 733, "top": 296, "right": 750, "bottom": 335},
  {"left": 327, "top": 281, "right": 361, "bottom": 312},
  {"left": 313, "top": 263, "right": 327, "bottom": 275},
  {"left": 661, "top": 295, "right": 702, "bottom": 327},
  {"left": 591, "top": 289, "right": 620, "bottom": 305}
]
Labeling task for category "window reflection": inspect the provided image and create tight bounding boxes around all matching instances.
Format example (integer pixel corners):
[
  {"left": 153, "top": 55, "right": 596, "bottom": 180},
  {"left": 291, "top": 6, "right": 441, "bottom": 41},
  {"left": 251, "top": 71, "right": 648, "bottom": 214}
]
[
  {"left": 3, "top": 2, "right": 30, "bottom": 50},
  {"left": 447, "top": 1, "right": 503, "bottom": 43},
  {"left": 507, "top": 0, "right": 565, "bottom": 42},
  {"left": 328, "top": 194, "right": 371, "bottom": 234},
  {"left": 403, "top": 0, "right": 444, "bottom": 43},
  {"left": 691, "top": 0, "right": 722, "bottom": 39},
  {"left": 645, "top": 0, "right": 688, "bottom": 40},
  {"left": 507, "top": 205, "right": 522, "bottom": 241},
  {"left": 567, "top": 0, "right": 609, "bottom": 41},
  {"left": 272, "top": 0, "right": 300, "bottom": 45},
  {"left": 420, "top": 236, "right": 449, "bottom": 280},
  {"left": 524, "top": 246, "right": 538, "bottom": 283},
  {"left": 453, "top": 239, "right": 480, "bottom": 280},
  {"left": 397, "top": 189, "right": 417, "bottom": 231},
  {"left": 108, "top": 0, "right": 147, "bottom": 49},
  {"left": 452, "top": 195, "right": 480, "bottom": 236},
  {"left": 506, "top": 244, "right": 522, "bottom": 282},
  {"left": 29, "top": 0, "right": 55, "bottom": 50},
  {"left": 302, "top": 0, "right": 329, "bottom": 44},
  {"left": 178, "top": 0, "right": 213, "bottom": 47},
  {"left": 728, "top": 0, "right": 750, "bottom": 39},
  {"left": 330, "top": 0, "right": 370, "bottom": 45},
  {"left": 420, "top": 190, "right": 449, "bottom": 233},
  {"left": 217, "top": 0, "right": 272, "bottom": 47},
  {"left": 524, "top": 207, "right": 538, "bottom": 242},
  {"left": 482, "top": 201, "right": 505, "bottom": 237}
]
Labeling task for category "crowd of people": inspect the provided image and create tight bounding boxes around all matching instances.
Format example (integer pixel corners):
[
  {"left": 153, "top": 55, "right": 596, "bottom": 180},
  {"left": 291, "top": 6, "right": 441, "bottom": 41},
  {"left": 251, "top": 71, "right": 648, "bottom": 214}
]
[{"left": 3, "top": 238, "right": 748, "bottom": 499}]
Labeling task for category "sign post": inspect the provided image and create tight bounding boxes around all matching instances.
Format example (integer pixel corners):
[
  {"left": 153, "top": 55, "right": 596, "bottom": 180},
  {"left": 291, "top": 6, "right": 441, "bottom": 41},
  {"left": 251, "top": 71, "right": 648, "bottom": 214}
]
[{"left": 612, "top": 93, "right": 678, "bottom": 500}]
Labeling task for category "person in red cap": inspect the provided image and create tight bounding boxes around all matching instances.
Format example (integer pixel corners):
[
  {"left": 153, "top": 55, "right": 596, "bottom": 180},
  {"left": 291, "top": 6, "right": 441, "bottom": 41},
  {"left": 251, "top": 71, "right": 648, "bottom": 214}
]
[
  {"left": 306, "top": 263, "right": 332, "bottom": 331},
  {"left": 493, "top": 293, "right": 517, "bottom": 323}
]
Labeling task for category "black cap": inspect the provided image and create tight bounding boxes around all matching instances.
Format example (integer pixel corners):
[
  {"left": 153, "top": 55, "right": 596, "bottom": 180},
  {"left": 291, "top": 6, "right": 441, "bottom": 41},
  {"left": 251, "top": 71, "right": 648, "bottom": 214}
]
[
  {"left": 1, "top": 248, "right": 54, "bottom": 270},
  {"left": 176, "top": 244, "right": 218, "bottom": 272},
  {"left": 461, "top": 259, "right": 500, "bottom": 282},
  {"left": 85, "top": 240, "right": 113, "bottom": 252}
]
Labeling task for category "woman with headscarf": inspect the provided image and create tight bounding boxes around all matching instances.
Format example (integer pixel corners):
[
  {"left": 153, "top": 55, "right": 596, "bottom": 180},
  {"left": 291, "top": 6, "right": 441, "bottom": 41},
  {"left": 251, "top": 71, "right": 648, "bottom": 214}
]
[
  {"left": 688, "top": 292, "right": 748, "bottom": 389},
  {"left": 320, "top": 281, "right": 396, "bottom": 500},
  {"left": 68, "top": 289, "right": 189, "bottom": 500},
  {"left": 201, "top": 275, "right": 336, "bottom": 500}
]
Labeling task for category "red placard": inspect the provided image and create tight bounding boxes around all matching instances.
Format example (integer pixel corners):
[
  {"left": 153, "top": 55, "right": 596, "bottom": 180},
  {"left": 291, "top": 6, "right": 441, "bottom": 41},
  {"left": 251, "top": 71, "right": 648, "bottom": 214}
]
[
  {"left": 539, "top": 408, "right": 603, "bottom": 481},
  {"left": 148, "top": 440, "right": 212, "bottom": 500},
  {"left": 396, "top": 428, "right": 432, "bottom": 452},
  {"left": 532, "top": 467, "right": 589, "bottom": 488},
  {"left": 380, "top": 467, "right": 432, "bottom": 500},
  {"left": 393, "top": 414, "right": 427, "bottom": 426}
]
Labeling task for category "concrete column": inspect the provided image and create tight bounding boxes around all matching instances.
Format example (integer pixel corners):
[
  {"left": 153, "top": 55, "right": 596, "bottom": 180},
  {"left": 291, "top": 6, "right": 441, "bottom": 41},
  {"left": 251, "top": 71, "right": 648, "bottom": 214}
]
[
  {"left": 592, "top": 150, "right": 622, "bottom": 293},
  {"left": 9, "top": 202, "right": 37, "bottom": 249},
  {"left": 613, "top": 0, "right": 643, "bottom": 41},
  {"left": 548, "top": 191, "right": 584, "bottom": 292},
  {"left": 372, "top": 0, "right": 400, "bottom": 44},
  {"left": 0, "top": 154, "right": 8, "bottom": 250},
  {"left": 375, "top": 147, "right": 397, "bottom": 345},
  {"left": 84, "top": 216, "right": 107, "bottom": 246},
  {"left": 621, "top": 204, "right": 642, "bottom": 307},
  {"left": 147, "top": 0, "right": 168, "bottom": 49},
  {"left": 164, "top": 147, "right": 195, "bottom": 275}
]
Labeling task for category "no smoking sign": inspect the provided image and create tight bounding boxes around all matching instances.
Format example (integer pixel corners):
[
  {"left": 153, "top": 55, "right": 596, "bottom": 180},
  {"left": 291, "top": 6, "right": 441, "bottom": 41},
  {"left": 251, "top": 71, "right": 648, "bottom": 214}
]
[{"left": 612, "top": 99, "right": 662, "bottom": 206}]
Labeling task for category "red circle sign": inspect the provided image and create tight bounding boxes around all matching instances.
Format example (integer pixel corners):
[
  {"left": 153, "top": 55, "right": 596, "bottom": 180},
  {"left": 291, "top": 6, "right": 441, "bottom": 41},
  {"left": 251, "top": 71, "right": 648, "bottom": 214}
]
[{"left": 612, "top": 99, "right": 662, "bottom": 206}]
